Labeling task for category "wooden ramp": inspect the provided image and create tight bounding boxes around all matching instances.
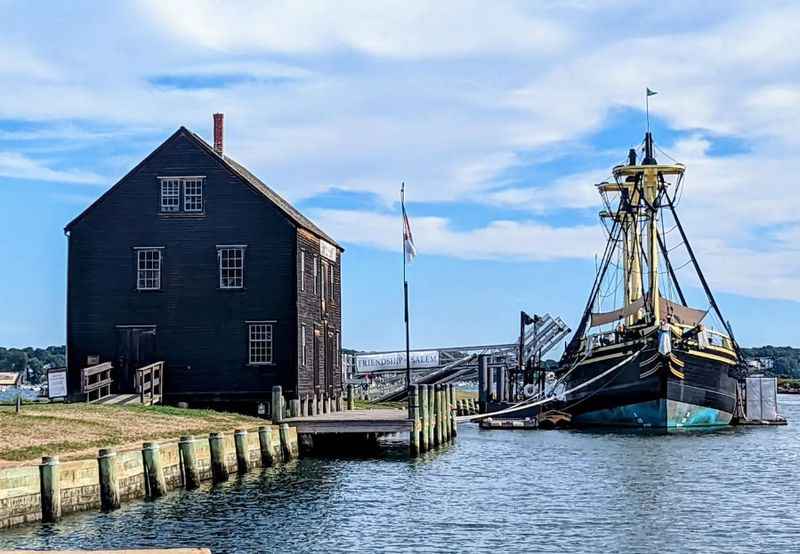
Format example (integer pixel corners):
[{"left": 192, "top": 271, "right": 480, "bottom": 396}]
[
  {"left": 284, "top": 409, "right": 412, "bottom": 434},
  {"left": 91, "top": 393, "right": 163, "bottom": 406}
]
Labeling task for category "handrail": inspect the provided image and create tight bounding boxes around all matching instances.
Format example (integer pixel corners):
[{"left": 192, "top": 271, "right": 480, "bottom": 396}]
[
  {"left": 134, "top": 361, "right": 164, "bottom": 405},
  {"left": 80, "top": 362, "right": 113, "bottom": 402}
]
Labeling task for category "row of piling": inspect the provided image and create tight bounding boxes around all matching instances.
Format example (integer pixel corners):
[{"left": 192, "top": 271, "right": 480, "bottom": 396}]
[
  {"left": 38, "top": 424, "right": 298, "bottom": 524},
  {"left": 271, "top": 384, "right": 354, "bottom": 422},
  {"left": 456, "top": 397, "right": 479, "bottom": 416},
  {"left": 407, "top": 384, "right": 457, "bottom": 457}
]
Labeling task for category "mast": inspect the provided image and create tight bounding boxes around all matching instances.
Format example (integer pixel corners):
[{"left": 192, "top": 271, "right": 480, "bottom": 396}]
[{"left": 642, "top": 132, "right": 660, "bottom": 322}]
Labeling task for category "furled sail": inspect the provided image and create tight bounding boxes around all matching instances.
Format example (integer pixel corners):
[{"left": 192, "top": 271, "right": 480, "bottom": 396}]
[{"left": 590, "top": 297, "right": 706, "bottom": 328}]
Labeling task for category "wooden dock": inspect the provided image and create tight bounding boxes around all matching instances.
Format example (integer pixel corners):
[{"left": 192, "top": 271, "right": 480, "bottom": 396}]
[{"left": 284, "top": 409, "right": 412, "bottom": 434}]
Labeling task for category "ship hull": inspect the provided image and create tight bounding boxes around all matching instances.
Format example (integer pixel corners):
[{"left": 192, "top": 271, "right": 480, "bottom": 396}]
[{"left": 561, "top": 342, "right": 737, "bottom": 429}]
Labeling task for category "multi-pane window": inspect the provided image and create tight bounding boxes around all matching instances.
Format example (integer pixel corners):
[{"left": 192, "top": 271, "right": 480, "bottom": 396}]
[
  {"left": 136, "top": 248, "right": 162, "bottom": 290},
  {"left": 301, "top": 324, "right": 307, "bottom": 366},
  {"left": 321, "top": 262, "right": 327, "bottom": 301},
  {"left": 300, "top": 250, "right": 306, "bottom": 292},
  {"left": 249, "top": 323, "right": 273, "bottom": 365},
  {"left": 160, "top": 179, "right": 180, "bottom": 212},
  {"left": 218, "top": 246, "right": 245, "bottom": 289},
  {"left": 313, "top": 256, "right": 318, "bottom": 294},
  {"left": 329, "top": 265, "right": 334, "bottom": 302},
  {"left": 183, "top": 178, "right": 204, "bottom": 212}
]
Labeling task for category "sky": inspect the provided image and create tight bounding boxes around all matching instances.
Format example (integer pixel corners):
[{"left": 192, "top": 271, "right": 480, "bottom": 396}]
[{"left": 1, "top": 1, "right": 800, "bottom": 353}]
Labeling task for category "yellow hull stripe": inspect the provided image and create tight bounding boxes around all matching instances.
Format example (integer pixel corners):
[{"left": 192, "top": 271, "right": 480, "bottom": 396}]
[{"left": 685, "top": 350, "right": 737, "bottom": 366}]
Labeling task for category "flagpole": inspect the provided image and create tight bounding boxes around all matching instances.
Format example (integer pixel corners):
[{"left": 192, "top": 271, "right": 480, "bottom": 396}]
[
  {"left": 646, "top": 89, "right": 650, "bottom": 133},
  {"left": 402, "top": 183, "right": 411, "bottom": 390}
]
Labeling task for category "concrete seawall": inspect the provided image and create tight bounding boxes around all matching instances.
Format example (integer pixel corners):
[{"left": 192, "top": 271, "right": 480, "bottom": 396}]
[{"left": 0, "top": 424, "right": 298, "bottom": 530}]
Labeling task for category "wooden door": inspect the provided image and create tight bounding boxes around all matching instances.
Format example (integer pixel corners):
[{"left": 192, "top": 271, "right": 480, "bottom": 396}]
[
  {"left": 313, "top": 327, "right": 321, "bottom": 390},
  {"left": 325, "top": 329, "right": 335, "bottom": 392},
  {"left": 115, "top": 326, "right": 156, "bottom": 393}
]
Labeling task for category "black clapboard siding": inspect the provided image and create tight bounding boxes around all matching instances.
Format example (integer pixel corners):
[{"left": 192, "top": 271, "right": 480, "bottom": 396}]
[{"left": 65, "top": 127, "right": 341, "bottom": 408}]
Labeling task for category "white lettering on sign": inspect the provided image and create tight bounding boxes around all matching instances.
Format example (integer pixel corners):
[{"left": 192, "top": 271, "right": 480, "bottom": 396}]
[
  {"left": 355, "top": 350, "right": 440, "bottom": 373},
  {"left": 48, "top": 370, "right": 68, "bottom": 398},
  {"left": 320, "top": 240, "right": 337, "bottom": 262}
]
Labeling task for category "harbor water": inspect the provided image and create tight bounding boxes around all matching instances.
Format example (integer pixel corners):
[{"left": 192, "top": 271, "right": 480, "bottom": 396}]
[{"left": 3, "top": 396, "right": 799, "bottom": 553}]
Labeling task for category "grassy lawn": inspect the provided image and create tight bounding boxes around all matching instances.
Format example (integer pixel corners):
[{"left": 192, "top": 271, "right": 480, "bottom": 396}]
[{"left": 0, "top": 403, "right": 264, "bottom": 465}]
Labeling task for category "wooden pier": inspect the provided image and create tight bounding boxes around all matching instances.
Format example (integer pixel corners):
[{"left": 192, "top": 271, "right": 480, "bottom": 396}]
[{"left": 285, "top": 409, "right": 412, "bottom": 434}]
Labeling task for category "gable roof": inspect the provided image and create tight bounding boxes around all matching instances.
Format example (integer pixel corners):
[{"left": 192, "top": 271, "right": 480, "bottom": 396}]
[{"left": 65, "top": 127, "right": 342, "bottom": 250}]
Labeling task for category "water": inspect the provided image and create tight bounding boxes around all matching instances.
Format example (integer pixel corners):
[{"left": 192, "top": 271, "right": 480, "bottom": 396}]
[{"left": 3, "top": 396, "right": 800, "bottom": 553}]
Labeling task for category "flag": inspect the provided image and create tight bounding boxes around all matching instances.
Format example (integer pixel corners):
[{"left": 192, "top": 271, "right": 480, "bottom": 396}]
[
  {"left": 647, "top": 88, "right": 658, "bottom": 96},
  {"left": 402, "top": 205, "right": 416, "bottom": 263}
]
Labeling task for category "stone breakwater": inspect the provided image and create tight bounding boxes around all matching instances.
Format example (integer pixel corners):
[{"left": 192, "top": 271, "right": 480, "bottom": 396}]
[{"left": 0, "top": 424, "right": 298, "bottom": 529}]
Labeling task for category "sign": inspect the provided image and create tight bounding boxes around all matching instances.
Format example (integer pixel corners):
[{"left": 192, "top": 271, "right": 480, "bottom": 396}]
[
  {"left": 355, "top": 350, "right": 440, "bottom": 373},
  {"left": 48, "top": 369, "right": 68, "bottom": 398},
  {"left": 320, "top": 239, "right": 337, "bottom": 262}
]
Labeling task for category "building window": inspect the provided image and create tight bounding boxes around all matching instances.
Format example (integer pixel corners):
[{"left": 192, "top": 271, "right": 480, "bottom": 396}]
[
  {"left": 249, "top": 323, "right": 273, "bottom": 365},
  {"left": 218, "top": 246, "right": 245, "bottom": 289},
  {"left": 300, "top": 250, "right": 306, "bottom": 292},
  {"left": 329, "top": 265, "right": 334, "bottom": 302},
  {"left": 313, "top": 256, "right": 318, "bottom": 294},
  {"left": 301, "top": 324, "right": 307, "bottom": 366},
  {"left": 136, "top": 248, "right": 162, "bottom": 290},
  {"left": 335, "top": 331, "right": 340, "bottom": 368},
  {"left": 160, "top": 179, "right": 180, "bottom": 212},
  {"left": 183, "top": 178, "right": 204, "bottom": 212},
  {"left": 321, "top": 262, "right": 327, "bottom": 302}
]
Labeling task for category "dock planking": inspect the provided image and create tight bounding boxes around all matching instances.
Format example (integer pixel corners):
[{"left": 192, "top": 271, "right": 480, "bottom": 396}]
[{"left": 284, "top": 409, "right": 413, "bottom": 434}]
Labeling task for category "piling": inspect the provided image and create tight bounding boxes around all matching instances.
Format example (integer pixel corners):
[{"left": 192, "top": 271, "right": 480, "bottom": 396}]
[
  {"left": 498, "top": 367, "right": 507, "bottom": 402},
  {"left": 427, "top": 383, "right": 435, "bottom": 447},
  {"left": 272, "top": 386, "right": 284, "bottom": 423},
  {"left": 336, "top": 392, "right": 344, "bottom": 412},
  {"left": 97, "top": 448, "right": 120, "bottom": 511},
  {"left": 208, "top": 432, "right": 229, "bottom": 482},
  {"left": 432, "top": 385, "right": 441, "bottom": 447},
  {"left": 326, "top": 392, "right": 333, "bottom": 413},
  {"left": 39, "top": 456, "right": 61, "bottom": 523},
  {"left": 478, "top": 355, "right": 489, "bottom": 411},
  {"left": 179, "top": 436, "right": 200, "bottom": 489},
  {"left": 419, "top": 385, "right": 429, "bottom": 452},
  {"left": 347, "top": 384, "right": 354, "bottom": 410},
  {"left": 311, "top": 392, "right": 318, "bottom": 416},
  {"left": 280, "top": 424, "right": 298, "bottom": 459},
  {"left": 449, "top": 385, "right": 458, "bottom": 439},
  {"left": 409, "top": 385, "right": 420, "bottom": 457},
  {"left": 234, "top": 430, "right": 250, "bottom": 473},
  {"left": 258, "top": 425, "right": 279, "bottom": 466},
  {"left": 290, "top": 399, "right": 301, "bottom": 418},
  {"left": 443, "top": 386, "right": 451, "bottom": 442},
  {"left": 142, "top": 442, "right": 167, "bottom": 498},
  {"left": 301, "top": 394, "right": 308, "bottom": 417}
]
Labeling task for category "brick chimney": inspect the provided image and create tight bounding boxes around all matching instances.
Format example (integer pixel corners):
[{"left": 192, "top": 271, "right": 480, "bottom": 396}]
[{"left": 213, "top": 113, "right": 224, "bottom": 155}]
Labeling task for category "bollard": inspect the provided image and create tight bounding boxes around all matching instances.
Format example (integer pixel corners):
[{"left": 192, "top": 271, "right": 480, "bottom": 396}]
[
  {"left": 279, "top": 424, "right": 298, "bottom": 460},
  {"left": 234, "top": 430, "right": 250, "bottom": 474},
  {"left": 301, "top": 394, "right": 308, "bottom": 417},
  {"left": 336, "top": 391, "right": 343, "bottom": 412},
  {"left": 427, "top": 383, "right": 435, "bottom": 447},
  {"left": 325, "top": 392, "right": 332, "bottom": 413},
  {"left": 179, "top": 436, "right": 200, "bottom": 489},
  {"left": 97, "top": 448, "right": 120, "bottom": 511},
  {"left": 272, "top": 386, "right": 284, "bottom": 423},
  {"left": 142, "top": 442, "right": 167, "bottom": 498},
  {"left": 419, "top": 385, "right": 429, "bottom": 453},
  {"left": 258, "top": 426, "right": 279, "bottom": 466},
  {"left": 347, "top": 384, "right": 354, "bottom": 410},
  {"left": 290, "top": 398, "right": 301, "bottom": 419},
  {"left": 408, "top": 385, "right": 420, "bottom": 457},
  {"left": 449, "top": 385, "right": 458, "bottom": 439},
  {"left": 311, "top": 392, "right": 318, "bottom": 416},
  {"left": 208, "top": 432, "right": 229, "bottom": 482},
  {"left": 39, "top": 456, "right": 61, "bottom": 523}
]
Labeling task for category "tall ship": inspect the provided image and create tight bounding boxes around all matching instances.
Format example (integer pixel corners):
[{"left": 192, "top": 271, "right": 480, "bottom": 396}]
[{"left": 557, "top": 131, "right": 744, "bottom": 428}]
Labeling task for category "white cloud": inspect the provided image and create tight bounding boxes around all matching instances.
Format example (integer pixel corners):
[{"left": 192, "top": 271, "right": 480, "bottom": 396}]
[
  {"left": 312, "top": 209, "right": 603, "bottom": 261},
  {"left": 0, "top": 152, "right": 105, "bottom": 185}
]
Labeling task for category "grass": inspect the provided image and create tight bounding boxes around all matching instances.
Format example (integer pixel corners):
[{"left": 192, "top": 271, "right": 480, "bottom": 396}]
[{"left": 0, "top": 403, "right": 265, "bottom": 465}]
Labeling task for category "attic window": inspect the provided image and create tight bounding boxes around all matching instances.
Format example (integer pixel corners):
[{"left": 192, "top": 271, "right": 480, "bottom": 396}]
[{"left": 159, "top": 176, "right": 205, "bottom": 214}]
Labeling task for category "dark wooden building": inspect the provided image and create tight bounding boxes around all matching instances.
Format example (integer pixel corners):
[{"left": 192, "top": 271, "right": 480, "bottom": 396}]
[{"left": 65, "top": 114, "right": 343, "bottom": 412}]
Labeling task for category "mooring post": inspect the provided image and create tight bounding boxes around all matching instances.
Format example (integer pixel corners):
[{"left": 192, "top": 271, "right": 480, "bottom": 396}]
[
  {"left": 347, "top": 384, "right": 354, "bottom": 410},
  {"left": 427, "top": 383, "right": 436, "bottom": 447},
  {"left": 449, "top": 385, "right": 458, "bottom": 439},
  {"left": 97, "top": 448, "right": 120, "bottom": 511},
  {"left": 478, "top": 354, "right": 489, "bottom": 412},
  {"left": 442, "top": 386, "right": 450, "bottom": 443},
  {"left": 336, "top": 391, "right": 344, "bottom": 412},
  {"left": 179, "top": 436, "right": 200, "bottom": 489},
  {"left": 208, "top": 432, "right": 229, "bottom": 482},
  {"left": 310, "top": 391, "right": 318, "bottom": 416},
  {"left": 280, "top": 424, "right": 298, "bottom": 459},
  {"left": 272, "top": 386, "right": 284, "bottom": 423},
  {"left": 258, "top": 425, "right": 278, "bottom": 466},
  {"left": 234, "top": 430, "right": 250, "bottom": 474},
  {"left": 326, "top": 391, "right": 333, "bottom": 413},
  {"left": 419, "top": 384, "right": 429, "bottom": 453},
  {"left": 409, "top": 385, "right": 420, "bottom": 457},
  {"left": 498, "top": 368, "right": 506, "bottom": 402},
  {"left": 290, "top": 398, "right": 301, "bottom": 419},
  {"left": 432, "top": 385, "right": 441, "bottom": 447},
  {"left": 142, "top": 442, "right": 166, "bottom": 498},
  {"left": 39, "top": 456, "right": 61, "bottom": 523}
]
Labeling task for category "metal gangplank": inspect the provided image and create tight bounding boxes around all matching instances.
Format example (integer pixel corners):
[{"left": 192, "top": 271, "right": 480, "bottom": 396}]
[{"left": 369, "top": 313, "right": 571, "bottom": 402}]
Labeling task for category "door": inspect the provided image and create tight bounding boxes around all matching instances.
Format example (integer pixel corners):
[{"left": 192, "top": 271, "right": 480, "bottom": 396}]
[
  {"left": 313, "top": 326, "right": 321, "bottom": 390},
  {"left": 115, "top": 326, "right": 157, "bottom": 393},
  {"left": 325, "top": 328, "right": 335, "bottom": 393}
]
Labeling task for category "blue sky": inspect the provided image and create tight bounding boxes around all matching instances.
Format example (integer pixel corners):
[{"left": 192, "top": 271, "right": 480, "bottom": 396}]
[{"left": 2, "top": 1, "right": 800, "bottom": 352}]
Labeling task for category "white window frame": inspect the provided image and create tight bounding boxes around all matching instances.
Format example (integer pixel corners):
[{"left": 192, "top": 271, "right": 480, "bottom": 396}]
[
  {"left": 329, "top": 264, "right": 334, "bottom": 302},
  {"left": 160, "top": 178, "right": 180, "bottom": 212},
  {"left": 335, "top": 331, "right": 340, "bottom": 369},
  {"left": 183, "top": 177, "right": 204, "bottom": 213},
  {"left": 300, "top": 250, "right": 306, "bottom": 292},
  {"left": 135, "top": 247, "right": 163, "bottom": 291},
  {"left": 313, "top": 256, "right": 318, "bottom": 295},
  {"left": 217, "top": 245, "right": 246, "bottom": 289},
  {"left": 248, "top": 322, "right": 274, "bottom": 365},
  {"left": 321, "top": 261, "right": 327, "bottom": 301},
  {"left": 301, "top": 324, "right": 307, "bottom": 367}
]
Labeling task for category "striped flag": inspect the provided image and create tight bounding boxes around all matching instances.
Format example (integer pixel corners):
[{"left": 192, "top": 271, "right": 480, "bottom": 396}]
[{"left": 402, "top": 205, "right": 416, "bottom": 263}]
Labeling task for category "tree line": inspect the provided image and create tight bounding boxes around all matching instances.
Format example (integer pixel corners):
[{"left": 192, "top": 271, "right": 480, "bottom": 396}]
[{"left": 0, "top": 346, "right": 65, "bottom": 384}]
